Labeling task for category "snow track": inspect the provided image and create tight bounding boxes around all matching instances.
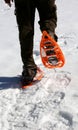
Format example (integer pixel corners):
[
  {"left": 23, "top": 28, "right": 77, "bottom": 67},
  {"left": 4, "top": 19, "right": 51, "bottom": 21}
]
[{"left": 0, "top": 71, "right": 71, "bottom": 130}]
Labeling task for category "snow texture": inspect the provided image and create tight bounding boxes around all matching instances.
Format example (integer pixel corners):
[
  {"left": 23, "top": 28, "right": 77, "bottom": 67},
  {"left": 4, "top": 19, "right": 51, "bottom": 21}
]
[{"left": 0, "top": 0, "right": 78, "bottom": 130}]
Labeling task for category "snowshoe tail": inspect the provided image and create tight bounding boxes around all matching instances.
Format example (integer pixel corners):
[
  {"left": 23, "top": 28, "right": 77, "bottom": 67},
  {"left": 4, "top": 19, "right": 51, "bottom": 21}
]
[{"left": 40, "top": 31, "right": 65, "bottom": 69}]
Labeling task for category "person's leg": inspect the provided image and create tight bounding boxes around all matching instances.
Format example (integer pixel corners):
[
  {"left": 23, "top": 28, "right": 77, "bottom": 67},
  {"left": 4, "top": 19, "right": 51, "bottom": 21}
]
[
  {"left": 14, "top": 0, "right": 36, "bottom": 68},
  {"left": 36, "top": 0, "right": 58, "bottom": 41},
  {"left": 14, "top": 0, "right": 37, "bottom": 84}
]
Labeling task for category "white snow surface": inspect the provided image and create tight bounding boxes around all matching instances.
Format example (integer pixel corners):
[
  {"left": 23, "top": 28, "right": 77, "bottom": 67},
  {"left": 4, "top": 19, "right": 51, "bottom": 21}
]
[{"left": 0, "top": 0, "right": 78, "bottom": 130}]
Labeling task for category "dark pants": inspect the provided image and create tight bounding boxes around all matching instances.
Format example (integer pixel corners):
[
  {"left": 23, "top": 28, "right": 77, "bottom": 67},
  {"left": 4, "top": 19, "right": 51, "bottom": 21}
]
[{"left": 14, "top": 0, "right": 57, "bottom": 68}]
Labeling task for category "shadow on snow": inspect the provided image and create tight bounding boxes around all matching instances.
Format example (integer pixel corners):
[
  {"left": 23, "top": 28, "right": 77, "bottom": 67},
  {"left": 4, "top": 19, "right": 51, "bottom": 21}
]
[{"left": 0, "top": 76, "right": 21, "bottom": 90}]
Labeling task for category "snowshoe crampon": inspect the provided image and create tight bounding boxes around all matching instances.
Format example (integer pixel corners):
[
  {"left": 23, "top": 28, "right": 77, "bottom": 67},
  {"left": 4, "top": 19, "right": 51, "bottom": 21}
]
[{"left": 40, "top": 31, "right": 65, "bottom": 69}]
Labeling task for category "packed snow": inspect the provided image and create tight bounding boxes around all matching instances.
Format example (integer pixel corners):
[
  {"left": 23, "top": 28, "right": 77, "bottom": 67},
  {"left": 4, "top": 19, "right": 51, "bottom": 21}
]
[{"left": 0, "top": 0, "right": 78, "bottom": 130}]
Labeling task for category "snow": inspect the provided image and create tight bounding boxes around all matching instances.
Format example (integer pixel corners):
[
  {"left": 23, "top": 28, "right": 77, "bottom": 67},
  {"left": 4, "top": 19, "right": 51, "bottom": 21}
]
[{"left": 0, "top": 0, "right": 78, "bottom": 130}]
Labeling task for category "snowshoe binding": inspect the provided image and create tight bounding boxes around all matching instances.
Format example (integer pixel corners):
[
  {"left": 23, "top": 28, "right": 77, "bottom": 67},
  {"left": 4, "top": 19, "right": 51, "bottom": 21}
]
[{"left": 21, "top": 67, "right": 44, "bottom": 89}]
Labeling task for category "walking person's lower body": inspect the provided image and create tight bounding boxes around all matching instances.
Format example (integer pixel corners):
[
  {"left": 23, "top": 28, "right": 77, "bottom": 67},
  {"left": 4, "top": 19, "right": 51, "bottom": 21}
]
[{"left": 14, "top": 0, "right": 57, "bottom": 85}]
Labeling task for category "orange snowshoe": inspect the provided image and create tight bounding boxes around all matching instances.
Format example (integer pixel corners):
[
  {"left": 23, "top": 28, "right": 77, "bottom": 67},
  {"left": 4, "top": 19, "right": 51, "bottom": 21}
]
[
  {"left": 22, "top": 67, "right": 44, "bottom": 89},
  {"left": 40, "top": 31, "right": 65, "bottom": 69}
]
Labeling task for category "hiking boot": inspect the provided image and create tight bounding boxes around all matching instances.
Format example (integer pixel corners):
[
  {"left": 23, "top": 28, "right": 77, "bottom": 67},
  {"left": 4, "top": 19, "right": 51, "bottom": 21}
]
[
  {"left": 47, "top": 31, "right": 58, "bottom": 42},
  {"left": 21, "top": 66, "right": 37, "bottom": 86}
]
